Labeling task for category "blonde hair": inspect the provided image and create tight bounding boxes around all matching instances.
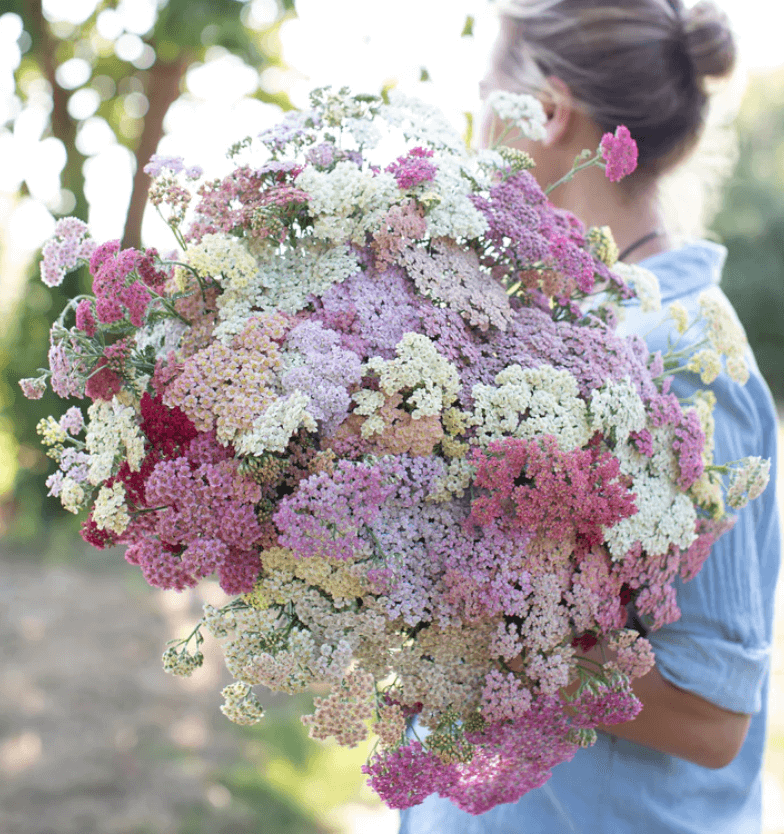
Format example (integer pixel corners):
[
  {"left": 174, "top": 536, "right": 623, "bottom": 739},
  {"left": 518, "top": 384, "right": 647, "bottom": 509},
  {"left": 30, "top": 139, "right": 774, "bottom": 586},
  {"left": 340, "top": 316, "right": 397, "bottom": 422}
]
[{"left": 490, "top": 0, "right": 736, "bottom": 175}]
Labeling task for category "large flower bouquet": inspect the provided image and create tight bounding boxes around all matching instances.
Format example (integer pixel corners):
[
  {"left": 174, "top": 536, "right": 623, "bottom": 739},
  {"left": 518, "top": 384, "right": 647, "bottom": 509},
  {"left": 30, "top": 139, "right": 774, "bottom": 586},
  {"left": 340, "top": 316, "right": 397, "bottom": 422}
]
[{"left": 23, "top": 88, "right": 769, "bottom": 815}]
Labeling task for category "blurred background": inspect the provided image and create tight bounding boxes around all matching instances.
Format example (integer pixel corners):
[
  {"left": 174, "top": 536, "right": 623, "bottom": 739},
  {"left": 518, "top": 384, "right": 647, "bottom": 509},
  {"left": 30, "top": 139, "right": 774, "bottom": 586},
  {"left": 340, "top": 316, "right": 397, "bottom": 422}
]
[{"left": 0, "top": 1, "right": 782, "bottom": 832}]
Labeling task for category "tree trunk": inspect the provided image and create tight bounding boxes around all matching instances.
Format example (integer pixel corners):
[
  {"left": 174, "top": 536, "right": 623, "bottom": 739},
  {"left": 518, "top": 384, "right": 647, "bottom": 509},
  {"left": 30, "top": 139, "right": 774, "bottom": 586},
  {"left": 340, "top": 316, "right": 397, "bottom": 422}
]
[
  {"left": 122, "top": 55, "right": 188, "bottom": 250},
  {"left": 24, "top": 0, "right": 89, "bottom": 223}
]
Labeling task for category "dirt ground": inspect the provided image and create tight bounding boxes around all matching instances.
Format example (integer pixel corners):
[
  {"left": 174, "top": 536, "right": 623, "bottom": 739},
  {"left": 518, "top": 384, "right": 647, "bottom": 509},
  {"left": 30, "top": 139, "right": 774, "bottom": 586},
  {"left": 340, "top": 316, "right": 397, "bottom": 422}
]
[
  {"left": 0, "top": 547, "right": 400, "bottom": 834},
  {"left": 1, "top": 538, "right": 782, "bottom": 834}
]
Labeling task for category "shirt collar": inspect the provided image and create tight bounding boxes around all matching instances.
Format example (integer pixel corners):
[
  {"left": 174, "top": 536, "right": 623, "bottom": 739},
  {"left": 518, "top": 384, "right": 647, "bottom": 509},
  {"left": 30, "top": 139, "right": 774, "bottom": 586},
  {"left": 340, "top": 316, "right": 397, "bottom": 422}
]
[{"left": 639, "top": 239, "right": 727, "bottom": 301}]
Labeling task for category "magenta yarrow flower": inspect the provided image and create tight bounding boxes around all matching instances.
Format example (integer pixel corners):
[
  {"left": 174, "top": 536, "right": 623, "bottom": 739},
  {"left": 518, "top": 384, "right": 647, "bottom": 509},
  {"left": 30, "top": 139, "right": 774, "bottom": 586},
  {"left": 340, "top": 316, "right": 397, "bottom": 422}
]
[
  {"left": 385, "top": 147, "right": 438, "bottom": 189},
  {"left": 75, "top": 299, "right": 97, "bottom": 336},
  {"left": 600, "top": 125, "right": 638, "bottom": 182}
]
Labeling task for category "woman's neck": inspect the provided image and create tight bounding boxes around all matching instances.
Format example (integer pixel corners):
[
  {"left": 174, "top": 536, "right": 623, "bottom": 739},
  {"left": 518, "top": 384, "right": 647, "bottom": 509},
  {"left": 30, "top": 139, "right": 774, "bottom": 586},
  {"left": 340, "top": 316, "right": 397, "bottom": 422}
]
[{"left": 548, "top": 163, "right": 672, "bottom": 263}]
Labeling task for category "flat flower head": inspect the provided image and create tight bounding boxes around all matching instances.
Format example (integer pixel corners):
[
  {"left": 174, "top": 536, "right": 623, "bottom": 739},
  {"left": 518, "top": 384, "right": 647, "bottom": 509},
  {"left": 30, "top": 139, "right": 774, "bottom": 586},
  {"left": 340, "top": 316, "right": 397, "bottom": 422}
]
[
  {"left": 486, "top": 91, "right": 547, "bottom": 142},
  {"left": 600, "top": 125, "right": 638, "bottom": 182},
  {"left": 20, "top": 376, "right": 47, "bottom": 400}
]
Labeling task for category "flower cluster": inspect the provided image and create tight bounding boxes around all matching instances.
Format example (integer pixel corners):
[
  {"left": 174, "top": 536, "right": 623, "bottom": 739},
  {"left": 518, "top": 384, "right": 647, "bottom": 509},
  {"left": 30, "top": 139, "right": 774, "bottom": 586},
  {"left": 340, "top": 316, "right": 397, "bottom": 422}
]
[
  {"left": 26, "top": 88, "right": 767, "bottom": 816},
  {"left": 600, "top": 125, "right": 639, "bottom": 182}
]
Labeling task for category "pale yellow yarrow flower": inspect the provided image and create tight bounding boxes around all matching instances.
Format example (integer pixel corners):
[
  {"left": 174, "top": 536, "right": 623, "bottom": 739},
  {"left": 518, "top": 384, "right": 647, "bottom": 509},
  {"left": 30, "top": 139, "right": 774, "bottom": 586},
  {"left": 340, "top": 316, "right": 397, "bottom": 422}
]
[
  {"left": 613, "top": 262, "right": 661, "bottom": 313},
  {"left": 59, "top": 477, "right": 86, "bottom": 514},
  {"left": 37, "top": 416, "right": 67, "bottom": 449},
  {"left": 186, "top": 233, "right": 258, "bottom": 287},
  {"left": 92, "top": 482, "right": 131, "bottom": 535},
  {"left": 668, "top": 301, "right": 689, "bottom": 335},
  {"left": 687, "top": 348, "right": 722, "bottom": 385},
  {"left": 698, "top": 290, "right": 748, "bottom": 358},
  {"left": 693, "top": 390, "right": 717, "bottom": 465},
  {"left": 441, "top": 435, "right": 469, "bottom": 459},
  {"left": 442, "top": 407, "right": 470, "bottom": 437},
  {"left": 726, "top": 355, "right": 750, "bottom": 386},
  {"left": 586, "top": 226, "right": 619, "bottom": 267}
]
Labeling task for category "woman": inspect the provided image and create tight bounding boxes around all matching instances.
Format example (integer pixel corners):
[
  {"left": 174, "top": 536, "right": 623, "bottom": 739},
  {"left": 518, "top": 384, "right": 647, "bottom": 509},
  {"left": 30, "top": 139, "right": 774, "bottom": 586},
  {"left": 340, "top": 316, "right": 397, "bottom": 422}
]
[{"left": 399, "top": 1, "right": 781, "bottom": 832}]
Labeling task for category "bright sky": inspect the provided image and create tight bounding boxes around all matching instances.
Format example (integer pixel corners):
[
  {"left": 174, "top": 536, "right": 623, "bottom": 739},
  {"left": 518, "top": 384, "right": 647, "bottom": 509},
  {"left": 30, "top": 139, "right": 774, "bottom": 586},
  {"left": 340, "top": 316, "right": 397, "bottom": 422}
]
[{"left": 0, "top": 0, "right": 782, "bottom": 277}]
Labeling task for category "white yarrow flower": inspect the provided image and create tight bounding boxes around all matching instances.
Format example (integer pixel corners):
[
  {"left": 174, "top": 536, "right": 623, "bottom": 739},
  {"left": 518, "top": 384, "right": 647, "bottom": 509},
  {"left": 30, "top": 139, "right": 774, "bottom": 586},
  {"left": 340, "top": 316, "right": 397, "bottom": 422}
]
[
  {"left": 471, "top": 364, "right": 591, "bottom": 451},
  {"left": 92, "top": 482, "right": 131, "bottom": 534},
  {"left": 85, "top": 397, "right": 145, "bottom": 485},
  {"left": 234, "top": 390, "right": 317, "bottom": 455},
  {"left": 365, "top": 333, "right": 461, "bottom": 419},
  {"left": 613, "top": 262, "right": 662, "bottom": 312},
  {"left": 486, "top": 91, "right": 548, "bottom": 142}
]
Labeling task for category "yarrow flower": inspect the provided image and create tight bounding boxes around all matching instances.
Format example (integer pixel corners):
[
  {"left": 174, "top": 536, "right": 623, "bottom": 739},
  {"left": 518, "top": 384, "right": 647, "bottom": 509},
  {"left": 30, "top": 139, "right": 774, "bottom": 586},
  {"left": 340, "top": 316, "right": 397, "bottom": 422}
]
[
  {"left": 20, "top": 376, "right": 47, "bottom": 400},
  {"left": 143, "top": 154, "right": 202, "bottom": 179},
  {"left": 726, "top": 457, "right": 770, "bottom": 510},
  {"left": 40, "top": 217, "right": 96, "bottom": 287},
  {"left": 613, "top": 262, "right": 661, "bottom": 311},
  {"left": 600, "top": 125, "right": 638, "bottom": 182},
  {"left": 29, "top": 87, "right": 763, "bottom": 818},
  {"left": 486, "top": 91, "right": 548, "bottom": 142}
]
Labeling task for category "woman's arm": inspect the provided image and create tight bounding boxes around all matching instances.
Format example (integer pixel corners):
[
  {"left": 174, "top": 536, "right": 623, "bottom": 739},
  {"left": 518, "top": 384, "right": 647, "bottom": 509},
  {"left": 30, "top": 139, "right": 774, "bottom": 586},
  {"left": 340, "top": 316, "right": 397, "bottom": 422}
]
[
  {"left": 567, "top": 642, "right": 752, "bottom": 769},
  {"left": 598, "top": 662, "right": 751, "bottom": 770}
]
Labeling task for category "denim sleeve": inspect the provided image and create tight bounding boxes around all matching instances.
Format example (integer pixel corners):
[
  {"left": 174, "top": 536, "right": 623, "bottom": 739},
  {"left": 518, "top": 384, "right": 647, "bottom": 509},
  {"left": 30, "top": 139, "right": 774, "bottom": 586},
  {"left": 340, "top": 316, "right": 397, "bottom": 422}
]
[{"left": 646, "top": 367, "right": 780, "bottom": 715}]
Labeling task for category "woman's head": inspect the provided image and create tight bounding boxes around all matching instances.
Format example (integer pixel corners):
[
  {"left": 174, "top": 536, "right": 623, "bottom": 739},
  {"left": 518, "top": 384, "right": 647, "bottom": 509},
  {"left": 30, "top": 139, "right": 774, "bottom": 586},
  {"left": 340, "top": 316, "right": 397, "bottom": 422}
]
[{"left": 485, "top": 0, "right": 736, "bottom": 178}]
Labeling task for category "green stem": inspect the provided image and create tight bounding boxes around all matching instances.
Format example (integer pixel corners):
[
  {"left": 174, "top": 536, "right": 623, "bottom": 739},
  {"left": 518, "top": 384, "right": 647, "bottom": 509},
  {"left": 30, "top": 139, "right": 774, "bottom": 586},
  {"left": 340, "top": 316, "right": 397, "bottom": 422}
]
[
  {"left": 165, "top": 260, "right": 211, "bottom": 301},
  {"left": 545, "top": 154, "right": 601, "bottom": 195},
  {"left": 148, "top": 292, "right": 191, "bottom": 325},
  {"left": 166, "top": 620, "right": 204, "bottom": 651},
  {"left": 56, "top": 293, "right": 94, "bottom": 327}
]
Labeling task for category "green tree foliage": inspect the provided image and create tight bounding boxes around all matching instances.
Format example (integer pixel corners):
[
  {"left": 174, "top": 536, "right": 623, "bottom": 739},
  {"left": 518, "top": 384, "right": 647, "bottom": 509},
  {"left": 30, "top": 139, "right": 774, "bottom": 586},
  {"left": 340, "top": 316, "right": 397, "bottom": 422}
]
[
  {"left": 0, "top": 0, "right": 294, "bottom": 541},
  {"left": 711, "top": 67, "right": 784, "bottom": 401}
]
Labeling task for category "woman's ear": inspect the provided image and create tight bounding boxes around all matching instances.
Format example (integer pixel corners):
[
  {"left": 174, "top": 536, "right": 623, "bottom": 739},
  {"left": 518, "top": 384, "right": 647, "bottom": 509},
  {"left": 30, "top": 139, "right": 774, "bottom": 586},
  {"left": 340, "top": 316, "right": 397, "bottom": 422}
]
[{"left": 541, "top": 76, "right": 573, "bottom": 147}]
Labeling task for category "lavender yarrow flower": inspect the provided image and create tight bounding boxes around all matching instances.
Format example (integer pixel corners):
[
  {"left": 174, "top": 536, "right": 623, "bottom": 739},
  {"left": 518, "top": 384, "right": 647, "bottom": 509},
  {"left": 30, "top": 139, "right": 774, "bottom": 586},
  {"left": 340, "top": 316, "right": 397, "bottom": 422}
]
[
  {"left": 305, "top": 143, "right": 336, "bottom": 169},
  {"left": 257, "top": 159, "right": 302, "bottom": 175},
  {"left": 47, "top": 335, "right": 87, "bottom": 400},
  {"left": 40, "top": 217, "right": 95, "bottom": 288},
  {"left": 313, "top": 268, "right": 423, "bottom": 360},
  {"left": 274, "top": 458, "right": 403, "bottom": 561},
  {"left": 282, "top": 321, "right": 363, "bottom": 435},
  {"left": 143, "top": 154, "right": 185, "bottom": 177},
  {"left": 59, "top": 406, "right": 84, "bottom": 436},
  {"left": 145, "top": 155, "right": 201, "bottom": 181},
  {"left": 60, "top": 448, "right": 91, "bottom": 483},
  {"left": 258, "top": 109, "right": 321, "bottom": 152}
]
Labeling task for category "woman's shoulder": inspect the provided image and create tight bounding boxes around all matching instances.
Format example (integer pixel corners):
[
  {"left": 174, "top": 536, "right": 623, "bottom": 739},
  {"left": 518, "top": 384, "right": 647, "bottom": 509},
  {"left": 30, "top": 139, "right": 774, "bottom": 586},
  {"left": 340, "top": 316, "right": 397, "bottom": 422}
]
[
  {"left": 619, "top": 239, "right": 777, "bottom": 445},
  {"left": 638, "top": 238, "right": 726, "bottom": 304}
]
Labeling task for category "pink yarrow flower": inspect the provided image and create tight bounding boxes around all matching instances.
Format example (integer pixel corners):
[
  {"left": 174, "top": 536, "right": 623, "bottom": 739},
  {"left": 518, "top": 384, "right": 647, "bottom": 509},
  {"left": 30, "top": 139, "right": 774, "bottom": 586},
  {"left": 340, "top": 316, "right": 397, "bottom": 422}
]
[
  {"left": 19, "top": 376, "right": 47, "bottom": 400},
  {"left": 385, "top": 147, "right": 438, "bottom": 190},
  {"left": 600, "top": 125, "right": 638, "bottom": 182}
]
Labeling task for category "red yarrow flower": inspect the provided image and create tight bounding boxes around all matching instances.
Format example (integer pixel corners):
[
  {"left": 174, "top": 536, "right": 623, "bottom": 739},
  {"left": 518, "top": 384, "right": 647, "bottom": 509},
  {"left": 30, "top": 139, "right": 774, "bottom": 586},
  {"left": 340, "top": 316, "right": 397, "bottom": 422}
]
[{"left": 600, "top": 126, "right": 638, "bottom": 182}]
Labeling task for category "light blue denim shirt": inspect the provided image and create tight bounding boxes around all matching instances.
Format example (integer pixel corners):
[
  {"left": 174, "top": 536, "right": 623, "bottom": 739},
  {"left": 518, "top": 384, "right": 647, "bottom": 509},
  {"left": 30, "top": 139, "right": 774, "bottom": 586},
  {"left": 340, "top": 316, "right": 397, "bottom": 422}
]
[{"left": 399, "top": 241, "right": 781, "bottom": 834}]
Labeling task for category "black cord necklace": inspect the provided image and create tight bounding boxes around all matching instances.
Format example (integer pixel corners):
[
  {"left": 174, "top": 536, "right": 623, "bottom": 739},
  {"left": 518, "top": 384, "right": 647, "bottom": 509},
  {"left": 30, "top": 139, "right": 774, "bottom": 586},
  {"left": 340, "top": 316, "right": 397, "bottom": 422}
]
[{"left": 618, "top": 229, "right": 663, "bottom": 262}]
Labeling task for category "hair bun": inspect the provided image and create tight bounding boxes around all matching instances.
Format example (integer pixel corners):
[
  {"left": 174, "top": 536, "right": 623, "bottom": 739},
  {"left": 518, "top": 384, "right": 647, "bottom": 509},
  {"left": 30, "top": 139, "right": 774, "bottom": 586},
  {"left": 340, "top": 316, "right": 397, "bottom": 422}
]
[{"left": 682, "top": 0, "right": 736, "bottom": 79}]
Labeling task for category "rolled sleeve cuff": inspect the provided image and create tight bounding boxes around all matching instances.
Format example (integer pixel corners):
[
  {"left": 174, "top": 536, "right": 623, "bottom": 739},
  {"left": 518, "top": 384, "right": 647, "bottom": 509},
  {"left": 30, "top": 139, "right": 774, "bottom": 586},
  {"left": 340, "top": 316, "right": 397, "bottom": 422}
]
[{"left": 647, "top": 629, "right": 770, "bottom": 715}]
